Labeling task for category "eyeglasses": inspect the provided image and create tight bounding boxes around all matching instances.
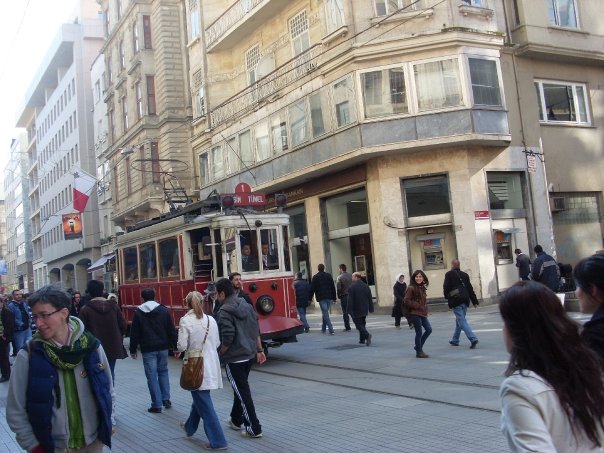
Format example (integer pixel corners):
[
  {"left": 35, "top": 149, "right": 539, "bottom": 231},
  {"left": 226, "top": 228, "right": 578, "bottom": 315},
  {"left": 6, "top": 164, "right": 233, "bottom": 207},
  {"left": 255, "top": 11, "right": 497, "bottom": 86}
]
[{"left": 32, "top": 308, "right": 65, "bottom": 322}]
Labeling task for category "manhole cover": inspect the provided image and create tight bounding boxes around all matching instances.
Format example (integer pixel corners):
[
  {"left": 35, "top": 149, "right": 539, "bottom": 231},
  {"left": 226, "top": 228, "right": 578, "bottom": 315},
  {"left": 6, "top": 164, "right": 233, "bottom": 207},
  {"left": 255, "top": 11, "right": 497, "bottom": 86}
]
[{"left": 325, "top": 344, "right": 366, "bottom": 351}]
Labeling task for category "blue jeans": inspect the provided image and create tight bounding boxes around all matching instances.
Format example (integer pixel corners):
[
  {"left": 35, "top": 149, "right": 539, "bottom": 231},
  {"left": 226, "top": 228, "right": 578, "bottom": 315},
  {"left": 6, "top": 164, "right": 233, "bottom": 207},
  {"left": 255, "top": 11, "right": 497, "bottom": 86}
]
[
  {"left": 319, "top": 299, "right": 334, "bottom": 334},
  {"left": 410, "top": 316, "right": 432, "bottom": 353},
  {"left": 297, "top": 306, "right": 310, "bottom": 330},
  {"left": 142, "top": 350, "right": 170, "bottom": 408},
  {"left": 13, "top": 328, "right": 32, "bottom": 354},
  {"left": 451, "top": 304, "right": 478, "bottom": 344},
  {"left": 184, "top": 390, "right": 228, "bottom": 448}
]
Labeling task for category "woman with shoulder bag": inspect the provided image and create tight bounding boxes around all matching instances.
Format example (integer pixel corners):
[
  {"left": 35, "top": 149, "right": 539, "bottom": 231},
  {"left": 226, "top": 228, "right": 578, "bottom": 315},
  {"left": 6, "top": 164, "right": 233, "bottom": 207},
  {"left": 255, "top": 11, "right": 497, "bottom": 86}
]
[
  {"left": 175, "top": 291, "right": 227, "bottom": 450},
  {"left": 404, "top": 270, "right": 432, "bottom": 358}
]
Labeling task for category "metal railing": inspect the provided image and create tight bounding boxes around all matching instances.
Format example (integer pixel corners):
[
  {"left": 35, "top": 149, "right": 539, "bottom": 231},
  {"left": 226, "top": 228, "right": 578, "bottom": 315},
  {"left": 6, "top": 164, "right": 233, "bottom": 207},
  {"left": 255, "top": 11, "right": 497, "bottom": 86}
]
[
  {"left": 206, "top": 0, "right": 264, "bottom": 49},
  {"left": 209, "top": 44, "right": 322, "bottom": 128}
]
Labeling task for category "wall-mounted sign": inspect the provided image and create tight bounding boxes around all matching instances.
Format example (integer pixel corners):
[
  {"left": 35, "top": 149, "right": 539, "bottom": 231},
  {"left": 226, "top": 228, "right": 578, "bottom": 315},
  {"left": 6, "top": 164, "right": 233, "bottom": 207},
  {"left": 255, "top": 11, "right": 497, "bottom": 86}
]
[
  {"left": 62, "top": 213, "right": 83, "bottom": 239},
  {"left": 474, "top": 210, "right": 490, "bottom": 220}
]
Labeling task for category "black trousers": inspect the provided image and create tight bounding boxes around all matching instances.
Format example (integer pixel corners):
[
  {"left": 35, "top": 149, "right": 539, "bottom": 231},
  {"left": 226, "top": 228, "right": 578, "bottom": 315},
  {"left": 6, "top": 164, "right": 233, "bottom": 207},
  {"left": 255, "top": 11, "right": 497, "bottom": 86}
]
[
  {"left": 352, "top": 316, "right": 369, "bottom": 343},
  {"left": 0, "top": 338, "right": 11, "bottom": 378},
  {"left": 225, "top": 359, "right": 262, "bottom": 435},
  {"left": 340, "top": 295, "right": 351, "bottom": 330}
]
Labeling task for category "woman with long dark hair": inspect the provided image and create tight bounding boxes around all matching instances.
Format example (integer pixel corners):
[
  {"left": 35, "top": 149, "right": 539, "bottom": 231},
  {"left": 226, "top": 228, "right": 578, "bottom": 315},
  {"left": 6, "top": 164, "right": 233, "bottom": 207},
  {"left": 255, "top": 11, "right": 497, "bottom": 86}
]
[
  {"left": 175, "top": 291, "right": 227, "bottom": 450},
  {"left": 573, "top": 253, "right": 604, "bottom": 368},
  {"left": 499, "top": 281, "right": 604, "bottom": 452},
  {"left": 404, "top": 270, "right": 432, "bottom": 358}
]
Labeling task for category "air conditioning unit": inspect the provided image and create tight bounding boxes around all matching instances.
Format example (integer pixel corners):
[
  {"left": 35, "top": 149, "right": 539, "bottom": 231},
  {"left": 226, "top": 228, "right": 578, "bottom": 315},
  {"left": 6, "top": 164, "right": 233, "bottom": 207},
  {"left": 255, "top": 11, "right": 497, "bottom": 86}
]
[{"left": 550, "top": 197, "right": 566, "bottom": 212}]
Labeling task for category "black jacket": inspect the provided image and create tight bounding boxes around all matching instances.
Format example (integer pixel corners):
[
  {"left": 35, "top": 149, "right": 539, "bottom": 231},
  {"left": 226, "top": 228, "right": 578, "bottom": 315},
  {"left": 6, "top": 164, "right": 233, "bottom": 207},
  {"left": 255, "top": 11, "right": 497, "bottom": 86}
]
[
  {"left": 443, "top": 268, "right": 479, "bottom": 307},
  {"left": 129, "top": 301, "right": 177, "bottom": 353},
  {"left": 310, "top": 271, "right": 336, "bottom": 301},
  {"left": 582, "top": 304, "right": 604, "bottom": 371},
  {"left": 531, "top": 251, "right": 560, "bottom": 292},
  {"left": 0, "top": 306, "right": 15, "bottom": 340},
  {"left": 347, "top": 280, "right": 374, "bottom": 318},
  {"left": 293, "top": 278, "right": 311, "bottom": 308}
]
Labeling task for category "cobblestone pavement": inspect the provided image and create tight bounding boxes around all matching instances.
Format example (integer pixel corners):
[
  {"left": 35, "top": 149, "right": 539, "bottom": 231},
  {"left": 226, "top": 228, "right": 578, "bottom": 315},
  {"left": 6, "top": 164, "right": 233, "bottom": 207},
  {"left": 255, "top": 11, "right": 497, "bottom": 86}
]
[{"left": 0, "top": 306, "right": 589, "bottom": 452}]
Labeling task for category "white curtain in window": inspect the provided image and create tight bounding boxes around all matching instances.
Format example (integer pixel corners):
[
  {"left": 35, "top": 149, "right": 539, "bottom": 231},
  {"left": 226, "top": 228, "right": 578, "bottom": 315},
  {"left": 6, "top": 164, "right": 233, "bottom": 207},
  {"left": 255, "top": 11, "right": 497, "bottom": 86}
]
[
  {"left": 325, "top": 0, "right": 345, "bottom": 33},
  {"left": 414, "top": 59, "right": 462, "bottom": 111}
]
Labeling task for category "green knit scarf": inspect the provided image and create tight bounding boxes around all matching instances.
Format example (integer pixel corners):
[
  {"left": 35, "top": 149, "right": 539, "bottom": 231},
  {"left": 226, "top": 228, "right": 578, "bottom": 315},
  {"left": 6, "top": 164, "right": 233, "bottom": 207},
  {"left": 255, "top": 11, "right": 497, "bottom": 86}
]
[{"left": 32, "top": 319, "right": 97, "bottom": 449}]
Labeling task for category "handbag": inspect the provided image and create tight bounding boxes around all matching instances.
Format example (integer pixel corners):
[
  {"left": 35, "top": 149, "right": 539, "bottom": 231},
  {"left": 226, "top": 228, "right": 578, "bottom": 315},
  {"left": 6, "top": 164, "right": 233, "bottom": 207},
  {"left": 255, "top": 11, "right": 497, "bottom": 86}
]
[{"left": 180, "top": 316, "right": 210, "bottom": 391}]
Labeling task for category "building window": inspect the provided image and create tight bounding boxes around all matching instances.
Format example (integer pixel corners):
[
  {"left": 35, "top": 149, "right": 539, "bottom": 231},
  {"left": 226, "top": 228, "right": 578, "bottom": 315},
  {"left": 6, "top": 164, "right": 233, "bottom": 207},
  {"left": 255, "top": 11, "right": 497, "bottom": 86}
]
[
  {"left": 133, "top": 18, "right": 139, "bottom": 53},
  {"left": 414, "top": 58, "right": 462, "bottom": 111},
  {"left": 143, "top": 15, "right": 152, "bottom": 49},
  {"left": 106, "top": 55, "right": 113, "bottom": 84},
  {"left": 121, "top": 96, "right": 129, "bottom": 131},
  {"left": 289, "top": 100, "right": 308, "bottom": 147},
  {"left": 361, "top": 67, "right": 408, "bottom": 118},
  {"left": 109, "top": 109, "right": 116, "bottom": 141},
  {"left": 116, "top": 0, "right": 123, "bottom": 20},
  {"left": 255, "top": 122, "right": 271, "bottom": 161},
  {"left": 189, "top": 0, "right": 200, "bottom": 39},
  {"left": 135, "top": 81, "right": 143, "bottom": 119},
  {"left": 534, "top": 80, "right": 589, "bottom": 124},
  {"left": 146, "top": 76, "right": 156, "bottom": 115},
  {"left": 309, "top": 90, "right": 330, "bottom": 138},
  {"left": 225, "top": 137, "right": 239, "bottom": 174},
  {"left": 460, "top": 0, "right": 483, "bottom": 6},
  {"left": 239, "top": 130, "right": 255, "bottom": 168},
  {"left": 374, "top": 0, "right": 423, "bottom": 16},
  {"left": 199, "top": 152, "right": 209, "bottom": 186},
  {"left": 325, "top": 0, "right": 345, "bottom": 34},
  {"left": 211, "top": 145, "right": 224, "bottom": 180},
  {"left": 119, "top": 39, "right": 125, "bottom": 70},
  {"left": 547, "top": 0, "right": 577, "bottom": 28},
  {"left": 103, "top": 9, "right": 110, "bottom": 37},
  {"left": 151, "top": 142, "right": 160, "bottom": 183},
  {"left": 289, "top": 10, "right": 310, "bottom": 57},
  {"left": 333, "top": 75, "right": 356, "bottom": 127},
  {"left": 468, "top": 58, "right": 502, "bottom": 106},
  {"left": 271, "top": 116, "right": 288, "bottom": 153},
  {"left": 403, "top": 176, "right": 450, "bottom": 217},
  {"left": 487, "top": 172, "right": 525, "bottom": 210},
  {"left": 94, "top": 80, "right": 101, "bottom": 103},
  {"left": 245, "top": 45, "right": 260, "bottom": 85}
]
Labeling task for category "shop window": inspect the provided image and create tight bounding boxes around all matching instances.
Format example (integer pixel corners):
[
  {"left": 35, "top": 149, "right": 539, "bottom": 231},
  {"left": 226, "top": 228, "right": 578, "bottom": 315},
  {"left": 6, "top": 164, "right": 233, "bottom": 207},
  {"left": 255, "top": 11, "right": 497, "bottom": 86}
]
[
  {"left": 325, "top": 190, "right": 368, "bottom": 231},
  {"left": 159, "top": 238, "right": 179, "bottom": 278},
  {"left": 403, "top": 176, "right": 450, "bottom": 217},
  {"left": 139, "top": 242, "right": 157, "bottom": 279},
  {"left": 494, "top": 230, "right": 513, "bottom": 264},
  {"left": 487, "top": 172, "right": 525, "bottom": 210},
  {"left": 124, "top": 247, "right": 138, "bottom": 281}
]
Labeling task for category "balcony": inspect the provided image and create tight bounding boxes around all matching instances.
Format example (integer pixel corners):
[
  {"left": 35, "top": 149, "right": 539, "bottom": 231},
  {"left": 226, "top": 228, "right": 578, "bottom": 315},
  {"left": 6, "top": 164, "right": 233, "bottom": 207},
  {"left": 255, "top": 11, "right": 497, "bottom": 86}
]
[
  {"left": 206, "top": 0, "right": 288, "bottom": 51},
  {"left": 210, "top": 44, "right": 322, "bottom": 128}
]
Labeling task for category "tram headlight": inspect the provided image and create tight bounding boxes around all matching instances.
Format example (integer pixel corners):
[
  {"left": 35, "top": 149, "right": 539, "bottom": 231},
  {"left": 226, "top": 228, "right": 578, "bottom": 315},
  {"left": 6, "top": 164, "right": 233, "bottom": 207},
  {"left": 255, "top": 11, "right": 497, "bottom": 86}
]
[{"left": 256, "top": 295, "right": 275, "bottom": 315}]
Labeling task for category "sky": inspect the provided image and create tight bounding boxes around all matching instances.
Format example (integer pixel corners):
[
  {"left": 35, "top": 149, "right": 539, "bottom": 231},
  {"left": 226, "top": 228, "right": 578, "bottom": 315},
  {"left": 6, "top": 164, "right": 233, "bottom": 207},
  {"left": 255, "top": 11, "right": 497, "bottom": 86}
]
[{"left": 0, "top": 0, "right": 79, "bottom": 196}]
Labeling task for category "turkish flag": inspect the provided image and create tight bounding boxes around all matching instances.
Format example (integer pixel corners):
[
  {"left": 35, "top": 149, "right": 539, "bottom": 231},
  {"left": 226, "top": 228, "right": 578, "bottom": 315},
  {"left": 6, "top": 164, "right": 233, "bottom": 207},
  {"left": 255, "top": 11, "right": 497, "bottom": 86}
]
[{"left": 73, "top": 169, "right": 97, "bottom": 212}]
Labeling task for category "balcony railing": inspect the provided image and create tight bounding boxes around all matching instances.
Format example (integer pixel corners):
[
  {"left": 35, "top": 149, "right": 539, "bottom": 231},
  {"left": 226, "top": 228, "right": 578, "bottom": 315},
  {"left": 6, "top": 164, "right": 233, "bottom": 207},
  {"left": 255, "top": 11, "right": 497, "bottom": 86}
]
[
  {"left": 206, "top": 0, "right": 264, "bottom": 49},
  {"left": 210, "top": 44, "right": 322, "bottom": 128}
]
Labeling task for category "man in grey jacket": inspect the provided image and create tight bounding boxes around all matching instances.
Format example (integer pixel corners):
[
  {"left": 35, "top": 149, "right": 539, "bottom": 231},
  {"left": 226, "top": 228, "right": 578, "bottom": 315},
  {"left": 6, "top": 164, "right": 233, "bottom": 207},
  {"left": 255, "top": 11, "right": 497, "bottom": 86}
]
[{"left": 215, "top": 278, "right": 266, "bottom": 439}]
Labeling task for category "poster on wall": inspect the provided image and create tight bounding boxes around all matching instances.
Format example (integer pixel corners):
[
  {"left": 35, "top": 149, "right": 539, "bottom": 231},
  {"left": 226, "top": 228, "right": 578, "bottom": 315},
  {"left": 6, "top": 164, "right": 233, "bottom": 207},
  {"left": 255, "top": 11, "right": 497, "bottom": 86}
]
[
  {"left": 299, "top": 261, "right": 307, "bottom": 280},
  {"left": 62, "top": 213, "right": 83, "bottom": 240}
]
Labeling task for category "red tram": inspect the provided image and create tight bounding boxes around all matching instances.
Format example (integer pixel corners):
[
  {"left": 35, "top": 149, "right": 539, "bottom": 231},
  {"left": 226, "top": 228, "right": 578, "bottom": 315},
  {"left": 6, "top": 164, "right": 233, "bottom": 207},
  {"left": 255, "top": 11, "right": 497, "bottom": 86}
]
[{"left": 115, "top": 200, "right": 304, "bottom": 350}]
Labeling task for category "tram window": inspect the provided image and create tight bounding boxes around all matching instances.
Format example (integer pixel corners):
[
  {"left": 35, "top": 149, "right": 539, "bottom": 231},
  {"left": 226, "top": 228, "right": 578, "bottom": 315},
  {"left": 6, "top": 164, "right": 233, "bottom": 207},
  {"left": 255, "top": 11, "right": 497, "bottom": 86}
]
[
  {"left": 282, "top": 226, "right": 291, "bottom": 271},
  {"left": 159, "top": 238, "right": 179, "bottom": 278},
  {"left": 259, "top": 229, "right": 279, "bottom": 271},
  {"left": 224, "top": 228, "right": 239, "bottom": 274},
  {"left": 124, "top": 247, "right": 138, "bottom": 282},
  {"left": 239, "top": 230, "right": 259, "bottom": 272},
  {"left": 139, "top": 242, "right": 157, "bottom": 279},
  {"left": 213, "top": 229, "right": 224, "bottom": 277}
]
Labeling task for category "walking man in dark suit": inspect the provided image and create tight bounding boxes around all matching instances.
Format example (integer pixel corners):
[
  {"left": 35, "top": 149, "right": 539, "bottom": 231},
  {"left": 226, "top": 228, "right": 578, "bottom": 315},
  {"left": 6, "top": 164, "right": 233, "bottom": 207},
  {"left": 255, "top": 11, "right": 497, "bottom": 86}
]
[
  {"left": 514, "top": 248, "right": 531, "bottom": 281},
  {"left": 347, "top": 272, "right": 374, "bottom": 346}
]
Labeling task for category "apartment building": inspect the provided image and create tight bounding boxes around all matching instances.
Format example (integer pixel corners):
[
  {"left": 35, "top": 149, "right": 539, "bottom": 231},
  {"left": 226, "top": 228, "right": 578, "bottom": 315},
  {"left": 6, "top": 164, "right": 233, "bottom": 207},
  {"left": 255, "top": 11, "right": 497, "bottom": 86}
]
[
  {"left": 98, "top": 0, "right": 195, "bottom": 229},
  {"left": 16, "top": 1, "right": 104, "bottom": 291},
  {"left": 3, "top": 133, "right": 34, "bottom": 293},
  {"left": 0, "top": 200, "right": 6, "bottom": 295},
  {"left": 505, "top": 0, "right": 604, "bottom": 264},
  {"left": 182, "top": 0, "right": 559, "bottom": 304}
]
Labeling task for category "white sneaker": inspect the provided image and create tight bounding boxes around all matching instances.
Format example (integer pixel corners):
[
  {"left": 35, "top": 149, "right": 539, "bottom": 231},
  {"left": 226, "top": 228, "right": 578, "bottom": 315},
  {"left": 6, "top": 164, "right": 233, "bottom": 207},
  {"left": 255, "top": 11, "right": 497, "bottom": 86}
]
[
  {"left": 225, "top": 418, "right": 240, "bottom": 431},
  {"left": 240, "top": 429, "right": 263, "bottom": 438}
]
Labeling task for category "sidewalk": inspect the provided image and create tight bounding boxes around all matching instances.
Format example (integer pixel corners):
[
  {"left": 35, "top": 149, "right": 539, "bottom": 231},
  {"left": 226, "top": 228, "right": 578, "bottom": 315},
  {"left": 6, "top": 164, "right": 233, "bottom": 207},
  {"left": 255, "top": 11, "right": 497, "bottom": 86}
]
[{"left": 0, "top": 307, "right": 590, "bottom": 452}]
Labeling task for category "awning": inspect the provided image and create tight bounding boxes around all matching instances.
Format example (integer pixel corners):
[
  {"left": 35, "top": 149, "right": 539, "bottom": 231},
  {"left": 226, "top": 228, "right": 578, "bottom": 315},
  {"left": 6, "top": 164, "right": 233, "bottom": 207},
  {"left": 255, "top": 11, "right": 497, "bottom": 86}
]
[{"left": 87, "top": 254, "right": 115, "bottom": 273}]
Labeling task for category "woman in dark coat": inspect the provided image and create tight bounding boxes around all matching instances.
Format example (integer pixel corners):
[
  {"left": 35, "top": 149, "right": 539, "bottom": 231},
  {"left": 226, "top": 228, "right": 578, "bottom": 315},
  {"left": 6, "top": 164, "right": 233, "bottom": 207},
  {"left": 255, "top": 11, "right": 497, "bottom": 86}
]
[
  {"left": 392, "top": 273, "right": 408, "bottom": 328},
  {"left": 404, "top": 270, "right": 432, "bottom": 358},
  {"left": 573, "top": 254, "right": 604, "bottom": 370}
]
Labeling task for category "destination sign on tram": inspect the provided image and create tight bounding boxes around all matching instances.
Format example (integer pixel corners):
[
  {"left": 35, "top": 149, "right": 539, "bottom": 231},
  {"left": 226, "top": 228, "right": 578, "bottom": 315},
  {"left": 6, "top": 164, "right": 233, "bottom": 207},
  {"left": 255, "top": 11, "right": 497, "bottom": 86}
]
[{"left": 222, "top": 192, "right": 266, "bottom": 207}]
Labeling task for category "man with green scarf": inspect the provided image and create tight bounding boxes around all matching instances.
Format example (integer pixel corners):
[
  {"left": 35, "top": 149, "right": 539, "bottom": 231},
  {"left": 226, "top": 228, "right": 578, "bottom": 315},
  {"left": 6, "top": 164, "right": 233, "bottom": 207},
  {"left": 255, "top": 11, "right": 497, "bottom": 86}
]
[{"left": 6, "top": 286, "right": 113, "bottom": 453}]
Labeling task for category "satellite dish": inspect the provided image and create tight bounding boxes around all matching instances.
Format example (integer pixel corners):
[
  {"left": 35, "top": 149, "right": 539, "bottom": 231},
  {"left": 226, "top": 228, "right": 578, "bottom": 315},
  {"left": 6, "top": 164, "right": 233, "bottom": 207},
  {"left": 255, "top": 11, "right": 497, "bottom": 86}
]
[{"left": 256, "top": 53, "right": 275, "bottom": 81}]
